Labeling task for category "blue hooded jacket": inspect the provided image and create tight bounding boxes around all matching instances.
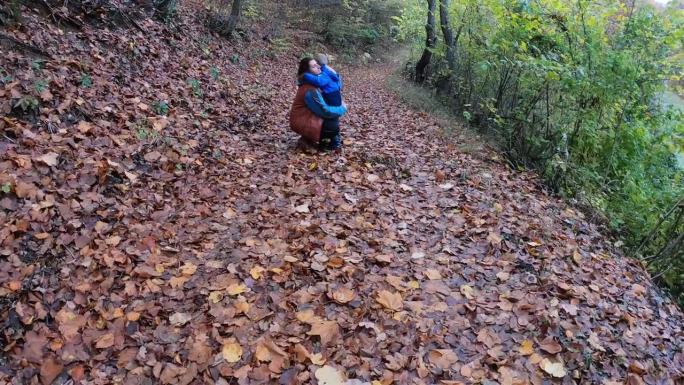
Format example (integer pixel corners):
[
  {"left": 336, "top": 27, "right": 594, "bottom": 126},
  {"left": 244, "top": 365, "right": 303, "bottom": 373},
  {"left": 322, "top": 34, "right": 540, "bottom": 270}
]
[
  {"left": 300, "top": 81, "right": 347, "bottom": 119},
  {"left": 302, "top": 64, "right": 342, "bottom": 94}
]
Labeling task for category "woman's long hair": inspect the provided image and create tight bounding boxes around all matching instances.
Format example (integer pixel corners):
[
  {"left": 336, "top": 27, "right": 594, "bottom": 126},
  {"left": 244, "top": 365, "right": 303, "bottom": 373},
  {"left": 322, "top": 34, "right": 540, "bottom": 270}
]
[{"left": 297, "top": 57, "right": 314, "bottom": 78}]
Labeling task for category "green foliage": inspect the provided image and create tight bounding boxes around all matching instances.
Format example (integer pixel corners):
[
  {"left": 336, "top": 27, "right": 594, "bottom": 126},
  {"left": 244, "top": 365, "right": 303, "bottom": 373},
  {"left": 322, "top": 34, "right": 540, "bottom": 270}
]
[
  {"left": 187, "top": 78, "right": 202, "bottom": 97},
  {"left": 153, "top": 100, "right": 170, "bottom": 115},
  {"left": 14, "top": 96, "right": 39, "bottom": 112},
  {"left": 210, "top": 66, "right": 220, "bottom": 80},
  {"left": 34, "top": 79, "right": 47, "bottom": 93},
  {"left": 298, "top": 0, "right": 403, "bottom": 51},
  {"left": 398, "top": 0, "right": 684, "bottom": 303},
  {"left": 80, "top": 73, "right": 92, "bottom": 88},
  {"left": 31, "top": 59, "right": 43, "bottom": 71},
  {"left": 1, "top": 183, "right": 11, "bottom": 194},
  {"left": 154, "top": 0, "right": 178, "bottom": 21}
]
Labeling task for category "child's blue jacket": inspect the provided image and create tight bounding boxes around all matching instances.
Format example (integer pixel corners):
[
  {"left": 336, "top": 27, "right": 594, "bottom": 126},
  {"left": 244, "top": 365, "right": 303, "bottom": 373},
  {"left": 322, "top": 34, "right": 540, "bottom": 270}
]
[{"left": 302, "top": 65, "right": 342, "bottom": 94}]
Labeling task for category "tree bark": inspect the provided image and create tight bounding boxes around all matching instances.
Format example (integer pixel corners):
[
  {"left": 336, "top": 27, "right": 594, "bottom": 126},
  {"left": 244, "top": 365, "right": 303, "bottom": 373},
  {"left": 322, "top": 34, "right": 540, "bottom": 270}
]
[
  {"left": 225, "top": 0, "right": 242, "bottom": 35},
  {"left": 439, "top": 0, "right": 456, "bottom": 75},
  {"left": 415, "top": 0, "right": 436, "bottom": 83}
]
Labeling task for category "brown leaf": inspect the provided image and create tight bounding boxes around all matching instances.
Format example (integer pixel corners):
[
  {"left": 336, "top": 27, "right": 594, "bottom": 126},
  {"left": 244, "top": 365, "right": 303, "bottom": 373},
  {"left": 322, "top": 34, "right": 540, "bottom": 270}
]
[
  {"left": 169, "top": 312, "right": 192, "bottom": 326},
  {"left": 428, "top": 349, "right": 458, "bottom": 370},
  {"left": 40, "top": 358, "right": 63, "bottom": 385},
  {"left": 37, "top": 152, "right": 59, "bottom": 167},
  {"left": 376, "top": 290, "right": 403, "bottom": 311},
  {"left": 332, "top": 287, "right": 356, "bottom": 304},
  {"left": 307, "top": 321, "right": 340, "bottom": 346},
  {"left": 539, "top": 337, "right": 562, "bottom": 354},
  {"left": 94, "top": 333, "right": 115, "bottom": 349}
]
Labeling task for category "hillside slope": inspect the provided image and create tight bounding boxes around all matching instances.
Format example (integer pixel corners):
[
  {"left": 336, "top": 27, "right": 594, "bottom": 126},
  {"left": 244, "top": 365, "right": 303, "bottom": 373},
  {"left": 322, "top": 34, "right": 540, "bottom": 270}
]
[{"left": 1, "top": 4, "right": 683, "bottom": 385}]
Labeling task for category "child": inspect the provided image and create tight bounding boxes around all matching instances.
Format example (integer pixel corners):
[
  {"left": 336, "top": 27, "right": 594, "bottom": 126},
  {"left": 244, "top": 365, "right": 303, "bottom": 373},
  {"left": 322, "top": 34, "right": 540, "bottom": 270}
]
[{"left": 302, "top": 53, "right": 344, "bottom": 150}]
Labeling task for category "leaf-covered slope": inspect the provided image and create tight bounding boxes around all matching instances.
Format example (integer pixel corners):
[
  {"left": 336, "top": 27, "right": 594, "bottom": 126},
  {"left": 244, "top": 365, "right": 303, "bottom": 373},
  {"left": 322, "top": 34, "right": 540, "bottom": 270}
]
[{"left": 1, "top": 5, "right": 683, "bottom": 385}]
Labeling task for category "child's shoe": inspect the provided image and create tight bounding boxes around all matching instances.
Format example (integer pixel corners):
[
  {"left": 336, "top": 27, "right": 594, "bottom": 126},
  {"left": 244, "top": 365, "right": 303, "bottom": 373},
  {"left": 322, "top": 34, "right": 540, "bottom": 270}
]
[{"left": 331, "top": 134, "right": 342, "bottom": 150}]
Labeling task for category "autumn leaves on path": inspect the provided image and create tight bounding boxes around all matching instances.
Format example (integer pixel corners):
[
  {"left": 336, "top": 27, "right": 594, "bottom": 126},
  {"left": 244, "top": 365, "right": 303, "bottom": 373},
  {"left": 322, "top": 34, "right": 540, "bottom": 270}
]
[{"left": 1, "top": 7, "right": 683, "bottom": 385}]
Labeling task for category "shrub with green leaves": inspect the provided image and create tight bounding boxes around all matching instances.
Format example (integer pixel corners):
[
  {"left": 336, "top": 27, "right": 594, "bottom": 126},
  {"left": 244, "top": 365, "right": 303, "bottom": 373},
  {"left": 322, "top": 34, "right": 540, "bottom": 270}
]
[{"left": 397, "top": 0, "right": 684, "bottom": 303}]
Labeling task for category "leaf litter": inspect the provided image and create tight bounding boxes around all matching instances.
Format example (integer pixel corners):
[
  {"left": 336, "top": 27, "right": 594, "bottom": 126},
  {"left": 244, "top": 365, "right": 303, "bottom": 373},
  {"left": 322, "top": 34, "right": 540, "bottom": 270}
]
[{"left": 0, "top": 3, "right": 683, "bottom": 385}]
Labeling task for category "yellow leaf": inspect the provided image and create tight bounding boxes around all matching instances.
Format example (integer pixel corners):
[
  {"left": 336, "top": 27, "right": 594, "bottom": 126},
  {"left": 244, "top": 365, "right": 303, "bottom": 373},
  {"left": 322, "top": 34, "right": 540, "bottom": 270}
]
[
  {"left": 408, "top": 281, "right": 420, "bottom": 289},
  {"left": 519, "top": 339, "right": 534, "bottom": 356},
  {"left": 540, "top": 358, "right": 566, "bottom": 378},
  {"left": 222, "top": 342, "right": 243, "bottom": 363},
  {"left": 208, "top": 291, "right": 224, "bottom": 303},
  {"left": 181, "top": 262, "right": 197, "bottom": 276},
  {"left": 234, "top": 301, "right": 250, "bottom": 314},
  {"left": 310, "top": 353, "right": 326, "bottom": 365},
  {"left": 460, "top": 285, "right": 474, "bottom": 300},
  {"left": 255, "top": 344, "right": 272, "bottom": 362},
  {"left": 315, "top": 365, "right": 345, "bottom": 385},
  {"left": 250, "top": 266, "right": 265, "bottom": 280},
  {"left": 227, "top": 283, "right": 247, "bottom": 296},
  {"left": 376, "top": 290, "right": 403, "bottom": 311}
]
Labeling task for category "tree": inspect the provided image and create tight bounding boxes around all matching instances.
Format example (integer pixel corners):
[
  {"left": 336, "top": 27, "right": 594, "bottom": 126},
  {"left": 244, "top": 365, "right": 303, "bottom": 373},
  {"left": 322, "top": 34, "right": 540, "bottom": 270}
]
[
  {"left": 415, "top": 0, "right": 436, "bottom": 83},
  {"left": 438, "top": 0, "right": 458, "bottom": 76},
  {"left": 225, "top": 0, "right": 242, "bottom": 35}
]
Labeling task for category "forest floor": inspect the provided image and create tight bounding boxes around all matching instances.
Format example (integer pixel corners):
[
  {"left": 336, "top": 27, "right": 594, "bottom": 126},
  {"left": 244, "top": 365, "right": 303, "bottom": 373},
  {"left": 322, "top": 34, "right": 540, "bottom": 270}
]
[{"left": 1, "top": 4, "right": 683, "bottom": 385}]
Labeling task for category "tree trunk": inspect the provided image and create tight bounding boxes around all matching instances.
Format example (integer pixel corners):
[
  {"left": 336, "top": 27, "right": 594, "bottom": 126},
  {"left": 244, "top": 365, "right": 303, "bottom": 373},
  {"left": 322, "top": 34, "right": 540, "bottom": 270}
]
[
  {"left": 225, "top": 0, "right": 242, "bottom": 35},
  {"left": 439, "top": 0, "right": 456, "bottom": 75},
  {"left": 415, "top": 0, "right": 436, "bottom": 83}
]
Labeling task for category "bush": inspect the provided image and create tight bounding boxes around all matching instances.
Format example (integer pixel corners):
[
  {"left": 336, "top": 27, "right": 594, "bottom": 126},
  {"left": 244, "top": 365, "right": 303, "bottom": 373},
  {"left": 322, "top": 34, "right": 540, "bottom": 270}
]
[{"left": 397, "top": 0, "right": 684, "bottom": 303}]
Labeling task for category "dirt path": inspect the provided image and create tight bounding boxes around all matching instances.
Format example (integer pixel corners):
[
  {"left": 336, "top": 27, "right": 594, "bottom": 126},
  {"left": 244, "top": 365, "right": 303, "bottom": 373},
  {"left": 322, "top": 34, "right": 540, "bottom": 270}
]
[{"left": 1, "top": 8, "right": 683, "bottom": 385}]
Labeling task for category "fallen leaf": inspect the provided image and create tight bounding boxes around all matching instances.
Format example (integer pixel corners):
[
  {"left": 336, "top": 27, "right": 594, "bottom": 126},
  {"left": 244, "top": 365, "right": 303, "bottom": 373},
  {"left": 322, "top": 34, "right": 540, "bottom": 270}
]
[
  {"left": 460, "top": 285, "right": 474, "bottom": 299},
  {"left": 169, "top": 312, "right": 192, "bottom": 326},
  {"left": 37, "top": 152, "right": 59, "bottom": 166},
  {"left": 94, "top": 333, "right": 115, "bottom": 349},
  {"left": 332, "top": 288, "right": 356, "bottom": 304},
  {"left": 376, "top": 290, "right": 403, "bottom": 311},
  {"left": 307, "top": 321, "right": 340, "bottom": 346},
  {"left": 180, "top": 262, "right": 197, "bottom": 276},
  {"left": 227, "top": 283, "right": 247, "bottom": 295},
  {"left": 424, "top": 269, "right": 442, "bottom": 280},
  {"left": 540, "top": 358, "right": 566, "bottom": 378},
  {"left": 208, "top": 291, "right": 224, "bottom": 303},
  {"left": 295, "top": 204, "right": 310, "bottom": 213},
  {"left": 250, "top": 266, "right": 266, "bottom": 279},
  {"left": 315, "top": 365, "right": 345, "bottom": 385},
  {"left": 222, "top": 342, "right": 243, "bottom": 363},
  {"left": 539, "top": 337, "right": 562, "bottom": 354},
  {"left": 519, "top": 340, "right": 534, "bottom": 356},
  {"left": 40, "top": 358, "right": 63, "bottom": 385}
]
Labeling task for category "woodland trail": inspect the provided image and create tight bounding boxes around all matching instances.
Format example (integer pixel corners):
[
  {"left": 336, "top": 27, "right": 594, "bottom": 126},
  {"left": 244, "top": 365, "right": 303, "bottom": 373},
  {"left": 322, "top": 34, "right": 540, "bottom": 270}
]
[{"left": 1, "top": 10, "right": 683, "bottom": 385}]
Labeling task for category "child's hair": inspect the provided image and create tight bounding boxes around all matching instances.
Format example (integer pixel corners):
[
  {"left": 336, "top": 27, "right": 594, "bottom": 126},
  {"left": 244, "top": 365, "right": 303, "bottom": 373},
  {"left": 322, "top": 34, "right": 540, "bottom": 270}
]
[{"left": 297, "top": 57, "right": 315, "bottom": 78}]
